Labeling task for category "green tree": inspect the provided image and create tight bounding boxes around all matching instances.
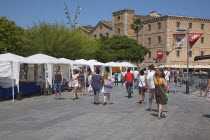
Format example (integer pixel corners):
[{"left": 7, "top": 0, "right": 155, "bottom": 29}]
[
  {"left": 23, "top": 22, "right": 98, "bottom": 59},
  {"left": 130, "top": 18, "right": 143, "bottom": 41},
  {"left": 94, "top": 36, "right": 149, "bottom": 65},
  {"left": 0, "top": 16, "right": 25, "bottom": 54}
]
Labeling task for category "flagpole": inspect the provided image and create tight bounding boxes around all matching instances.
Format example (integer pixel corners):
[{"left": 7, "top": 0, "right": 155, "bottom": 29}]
[{"left": 186, "top": 28, "right": 190, "bottom": 94}]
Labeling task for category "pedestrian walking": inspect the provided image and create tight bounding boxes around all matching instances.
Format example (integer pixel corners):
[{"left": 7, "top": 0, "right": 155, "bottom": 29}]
[
  {"left": 78, "top": 67, "right": 86, "bottom": 96},
  {"left": 72, "top": 69, "right": 79, "bottom": 100},
  {"left": 178, "top": 69, "right": 184, "bottom": 87},
  {"left": 91, "top": 69, "right": 102, "bottom": 105},
  {"left": 173, "top": 73, "right": 178, "bottom": 93},
  {"left": 164, "top": 68, "right": 171, "bottom": 85},
  {"left": 146, "top": 65, "right": 155, "bottom": 111},
  {"left": 138, "top": 70, "right": 147, "bottom": 104},
  {"left": 125, "top": 69, "right": 134, "bottom": 98},
  {"left": 53, "top": 66, "right": 64, "bottom": 100},
  {"left": 154, "top": 70, "right": 169, "bottom": 119},
  {"left": 133, "top": 67, "right": 139, "bottom": 89},
  {"left": 114, "top": 70, "right": 119, "bottom": 87},
  {"left": 121, "top": 69, "right": 126, "bottom": 87},
  {"left": 204, "top": 80, "right": 210, "bottom": 101},
  {"left": 143, "top": 68, "right": 147, "bottom": 76},
  {"left": 102, "top": 72, "right": 113, "bottom": 105}
]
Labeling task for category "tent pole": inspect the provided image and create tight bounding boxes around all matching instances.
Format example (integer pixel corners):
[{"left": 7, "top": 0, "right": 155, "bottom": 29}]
[
  {"left": 110, "top": 66, "right": 112, "bottom": 80},
  {"left": 102, "top": 66, "right": 104, "bottom": 75},
  {"left": 10, "top": 61, "right": 14, "bottom": 101},
  {"left": 44, "top": 63, "right": 47, "bottom": 89},
  {"left": 12, "top": 77, "right": 14, "bottom": 101},
  {"left": 68, "top": 64, "right": 71, "bottom": 80}
]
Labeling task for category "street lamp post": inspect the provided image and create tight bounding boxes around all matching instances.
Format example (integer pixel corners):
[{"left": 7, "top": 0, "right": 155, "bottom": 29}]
[{"left": 177, "top": 28, "right": 190, "bottom": 94}]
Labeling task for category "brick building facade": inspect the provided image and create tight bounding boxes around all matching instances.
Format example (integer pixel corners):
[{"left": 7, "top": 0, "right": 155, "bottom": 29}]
[{"left": 79, "top": 9, "right": 210, "bottom": 67}]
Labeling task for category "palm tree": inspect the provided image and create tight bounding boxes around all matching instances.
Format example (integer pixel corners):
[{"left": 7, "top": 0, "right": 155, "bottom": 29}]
[{"left": 130, "top": 18, "right": 143, "bottom": 41}]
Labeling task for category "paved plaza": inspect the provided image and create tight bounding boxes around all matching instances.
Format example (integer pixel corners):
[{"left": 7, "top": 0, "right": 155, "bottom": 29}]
[{"left": 0, "top": 84, "right": 210, "bottom": 140}]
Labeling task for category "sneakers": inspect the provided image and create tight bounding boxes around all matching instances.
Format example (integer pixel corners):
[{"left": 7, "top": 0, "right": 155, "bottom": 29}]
[
  {"left": 103, "top": 102, "right": 107, "bottom": 105},
  {"left": 139, "top": 100, "right": 142, "bottom": 104},
  {"left": 146, "top": 108, "right": 152, "bottom": 112}
]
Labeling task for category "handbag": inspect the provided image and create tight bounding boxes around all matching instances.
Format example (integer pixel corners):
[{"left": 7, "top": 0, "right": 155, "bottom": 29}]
[
  {"left": 123, "top": 82, "right": 126, "bottom": 87},
  {"left": 139, "top": 76, "right": 147, "bottom": 92},
  {"left": 88, "top": 84, "right": 93, "bottom": 92},
  {"left": 104, "top": 79, "right": 113, "bottom": 88}
]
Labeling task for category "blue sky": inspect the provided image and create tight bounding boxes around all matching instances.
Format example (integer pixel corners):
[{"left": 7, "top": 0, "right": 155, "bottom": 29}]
[{"left": 0, "top": 0, "right": 210, "bottom": 28}]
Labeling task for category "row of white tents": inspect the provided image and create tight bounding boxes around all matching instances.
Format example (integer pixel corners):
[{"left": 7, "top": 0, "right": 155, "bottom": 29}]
[
  {"left": 158, "top": 65, "right": 210, "bottom": 69},
  {"left": 0, "top": 53, "right": 137, "bottom": 101}
]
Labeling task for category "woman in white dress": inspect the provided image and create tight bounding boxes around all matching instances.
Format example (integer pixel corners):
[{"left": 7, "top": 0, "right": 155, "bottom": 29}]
[
  {"left": 102, "top": 72, "right": 113, "bottom": 105},
  {"left": 72, "top": 69, "right": 79, "bottom": 100}
]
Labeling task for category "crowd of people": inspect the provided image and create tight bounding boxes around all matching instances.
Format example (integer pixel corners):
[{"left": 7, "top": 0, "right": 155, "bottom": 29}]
[{"left": 52, "top": 64, "right": 210, "bottom": 119}]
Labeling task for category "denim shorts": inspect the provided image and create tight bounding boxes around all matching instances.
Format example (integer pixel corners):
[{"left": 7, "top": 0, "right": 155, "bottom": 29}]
[{"left": 54, "top": 83, "right": 62, "bottom": 91}]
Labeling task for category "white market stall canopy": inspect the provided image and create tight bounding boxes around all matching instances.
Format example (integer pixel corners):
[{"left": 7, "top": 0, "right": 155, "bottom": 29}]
[
  {"left": 0, "top": 53, "right": 46, "bottom": 86},
  {"left": 158, "top": 65, "right": 210, "bottom": 69},
  {"left": 27, "top": 54, "right": 70, "bottom": 86},
  {"left": 27, "top": 54, "right": 68, "bottom": 64},
  {"left": 105, "top": 62, "right": 137, "bottom": 68},
  {"left": 59, "top": 58, "right": 86, "bottom": 66},
  {"left": 0, "top": 61, "right": 12, "bottom": 78}
]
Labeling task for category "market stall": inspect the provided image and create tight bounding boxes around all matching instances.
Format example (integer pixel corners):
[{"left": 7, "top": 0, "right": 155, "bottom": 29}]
[
  {"left": 27, "top": 54, "right": 70, "bottom": 89},
  {"left": 0, "top": 53, "right": 45, "bottom": 100}
]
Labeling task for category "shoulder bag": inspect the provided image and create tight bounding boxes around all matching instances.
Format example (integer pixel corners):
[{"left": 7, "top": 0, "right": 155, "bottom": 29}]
[{"left": 104, "top": 79, "right": 114, "bottom": 88}]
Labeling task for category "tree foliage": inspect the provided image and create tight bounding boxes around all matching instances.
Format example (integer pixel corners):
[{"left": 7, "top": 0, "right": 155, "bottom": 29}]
[
  {"left": 0, "top": 16, "right": 25, "bottom": 54},
  {"left": 94, "top": 35, "right": 149, "bottom": 63},
  {"left": 23, "top": 22, "right": 98, "bottom": 59}
]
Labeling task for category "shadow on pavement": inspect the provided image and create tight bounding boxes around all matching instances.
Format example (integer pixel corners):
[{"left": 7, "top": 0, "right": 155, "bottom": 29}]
[
  {"left": 124, "top": 96, "right": 133, "bottom": 98},
  {"left": 151, "top": 113, "right": 167, "bottom": 118},
  {"left": 203, "top": 114, "right": 210, "bottom": 118},
  {"left": 152, "top": 109, "right": 168, "bottom": 113}
]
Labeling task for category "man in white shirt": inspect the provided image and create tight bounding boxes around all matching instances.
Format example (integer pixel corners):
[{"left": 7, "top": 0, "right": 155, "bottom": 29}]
[
  {"left": 146, "top": 64, "right": 155, "bottom": 112},
  {"left": 133, "top": 67, "right": 139, "bottom": 89},
  {"left": 164, "top": 68, "right": 171, "bottom": 85},
  {"left": 121, "top": 69, "right": 126, "bottom": 87}
]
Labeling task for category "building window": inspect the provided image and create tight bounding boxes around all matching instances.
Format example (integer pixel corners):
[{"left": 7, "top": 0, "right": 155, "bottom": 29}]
[
  {"left": 94, "top": 35, "right": 96, "bottom": 39},
  {"left": 201, "top": 24, "right": 204, "bottom": 29},
  {"left": 148, "top": 52, "right": 151, "bottom": 58},
  {"left": 189, "top": 23, "right": 192, "bottom": 28},
  {"left": 189, "top": 51, "right": 192, "bottom": 57},
  {"left": 118, "top": 28, "right": 120, "bottom": 34},
  {"left": 100, "top": 26, "right": 102, "bottom": 30},
  {"left": 176, "top": 22, "right": 180, "bottom": 28},
  {"left": 201, "top": 51, "right": 204, "bottom": 56},
  {"left": 176, "top": 50, "right": 180, "bottom": 57},
  {"left": 148, "top": 24, "right": 151, "bottom": 31},
  {"left": 201, "top": 37, "right": 204, "bottom": 44},
  {"left": 148, "top": 37, "right": 151, "bottom": 45},
  {"left": 100, "top": 34, "right": 103, "bottom": 38},
  {"left": 106, "top": 33, "right": 109, "bottom": 37},
  {"left": 158, "top": 22, "right": 161, "bottom": 29},
  {"left": 118, "top": 16, "right": 121, "bottom": 21},
  {"left": 158, "top": 36, "right": 161, "bottom": 43}
]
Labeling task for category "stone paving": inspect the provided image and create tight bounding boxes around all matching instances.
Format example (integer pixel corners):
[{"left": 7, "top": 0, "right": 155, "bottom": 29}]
[{"left": 0, "top": 84, "right": 209, "bottom": 140}]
